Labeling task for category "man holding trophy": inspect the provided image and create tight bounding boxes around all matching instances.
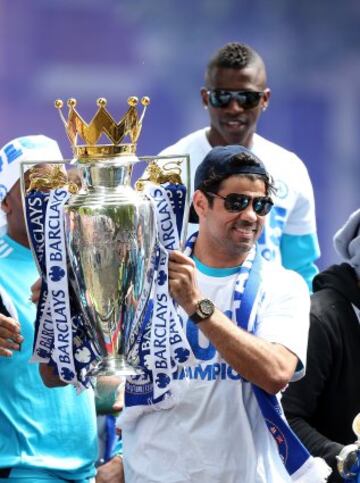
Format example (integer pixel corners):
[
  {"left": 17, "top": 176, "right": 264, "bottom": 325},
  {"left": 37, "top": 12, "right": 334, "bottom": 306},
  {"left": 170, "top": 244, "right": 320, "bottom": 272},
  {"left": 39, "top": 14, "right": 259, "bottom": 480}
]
[
  {"left": 118, "top": 146, "right": 331, "bottom": 482},
  {"left": 17, "top": 99, "right": 331, "bottom": 482}
]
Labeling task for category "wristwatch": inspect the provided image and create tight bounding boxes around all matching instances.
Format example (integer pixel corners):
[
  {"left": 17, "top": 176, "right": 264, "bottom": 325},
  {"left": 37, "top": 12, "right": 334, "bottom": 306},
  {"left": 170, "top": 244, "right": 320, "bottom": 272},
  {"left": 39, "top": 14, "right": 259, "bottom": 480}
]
[{"left": 189, "top": 298, "right": 215, "bottom": 324}]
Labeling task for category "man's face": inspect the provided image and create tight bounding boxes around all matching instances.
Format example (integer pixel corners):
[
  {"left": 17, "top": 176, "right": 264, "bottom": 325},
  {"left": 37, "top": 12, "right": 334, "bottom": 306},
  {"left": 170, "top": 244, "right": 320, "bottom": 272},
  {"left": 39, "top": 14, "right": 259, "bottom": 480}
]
[
  {"left": 195, "top": 174, "right": 267, "bottom": 264},
  {"left": 201, "top": 65, "right": 270, "bottom": 148}
]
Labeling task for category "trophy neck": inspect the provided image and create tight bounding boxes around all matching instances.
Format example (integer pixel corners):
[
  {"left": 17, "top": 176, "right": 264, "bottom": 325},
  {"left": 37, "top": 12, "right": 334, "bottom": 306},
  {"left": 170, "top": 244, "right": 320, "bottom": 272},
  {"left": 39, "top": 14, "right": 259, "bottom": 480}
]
[{"left": 79, "top": 156, "right": 137, "bottom": 190}]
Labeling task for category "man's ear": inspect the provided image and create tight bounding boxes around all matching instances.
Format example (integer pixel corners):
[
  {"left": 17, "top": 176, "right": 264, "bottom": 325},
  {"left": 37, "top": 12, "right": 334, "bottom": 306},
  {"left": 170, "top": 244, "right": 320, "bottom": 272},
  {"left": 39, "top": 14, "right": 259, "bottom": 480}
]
[
  {"left": 261, "top": 88, "right": 271, "bottom": 111},
  {"left": 193, "top": 190, "right": 209, "bottom": 220},
  {"left": 200, "top": 87, "right": 209, "bottom": 108}
]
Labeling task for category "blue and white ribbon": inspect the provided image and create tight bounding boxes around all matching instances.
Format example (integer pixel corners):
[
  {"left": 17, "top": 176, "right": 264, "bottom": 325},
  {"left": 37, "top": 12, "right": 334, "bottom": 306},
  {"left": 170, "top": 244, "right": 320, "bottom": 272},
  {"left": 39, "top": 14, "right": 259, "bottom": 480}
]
[
  {"left": 125, "top": 182, "right": 194, "bottom": 404},
  {"left": 25, "top": 190, "right": 50, "bottom": 272},
  {"left": 24, "top": 190, "right": 54, "bottom": 362},
  {"left": 161, "top": 182, "right": 187, "bottom": 241},
  {"left": 31, "top": 287, "right": 54, "bottom": 363},
  {"left": 45, "top": 188, "right": 77, "bottom": 384},
  {"left": 146, "top": 184, "right": 194, "bottom": 400},
  {"left": 229, "top": 252, "right": 328, "bottom": 480},
  {"left": 25, "top": 185, "right": 100, "bottom": 388},
  {"left": 147, "top": 184, "right": 180, "bottom": 249}
]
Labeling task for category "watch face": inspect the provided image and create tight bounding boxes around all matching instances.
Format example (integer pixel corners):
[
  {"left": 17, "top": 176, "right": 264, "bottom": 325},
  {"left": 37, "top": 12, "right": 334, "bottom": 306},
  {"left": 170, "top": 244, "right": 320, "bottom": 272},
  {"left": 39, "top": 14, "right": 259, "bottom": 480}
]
[{"left": 199, "top": 299, "right": 214, "bottom": 317}]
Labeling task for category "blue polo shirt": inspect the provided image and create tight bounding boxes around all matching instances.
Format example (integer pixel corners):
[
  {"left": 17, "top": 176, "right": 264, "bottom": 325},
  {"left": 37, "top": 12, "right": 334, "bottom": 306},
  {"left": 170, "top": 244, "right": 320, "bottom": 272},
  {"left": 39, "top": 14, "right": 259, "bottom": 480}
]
[{"left": 0, "top": 234, "right": 97, "bottom": 480}]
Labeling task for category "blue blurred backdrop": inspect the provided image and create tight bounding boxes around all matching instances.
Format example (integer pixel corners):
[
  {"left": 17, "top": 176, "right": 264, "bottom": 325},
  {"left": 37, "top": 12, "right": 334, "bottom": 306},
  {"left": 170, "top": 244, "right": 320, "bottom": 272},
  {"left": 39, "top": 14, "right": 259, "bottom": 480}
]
[{"left": 1, "top": 0, "right": 359, "bottom": 270}]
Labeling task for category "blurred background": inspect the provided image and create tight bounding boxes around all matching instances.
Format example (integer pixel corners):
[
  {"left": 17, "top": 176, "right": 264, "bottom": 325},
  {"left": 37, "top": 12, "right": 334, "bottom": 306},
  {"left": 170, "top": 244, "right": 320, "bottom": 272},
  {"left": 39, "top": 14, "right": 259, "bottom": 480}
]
[{"left": 0, "top": 0, "right": 359, "bottom": 270}]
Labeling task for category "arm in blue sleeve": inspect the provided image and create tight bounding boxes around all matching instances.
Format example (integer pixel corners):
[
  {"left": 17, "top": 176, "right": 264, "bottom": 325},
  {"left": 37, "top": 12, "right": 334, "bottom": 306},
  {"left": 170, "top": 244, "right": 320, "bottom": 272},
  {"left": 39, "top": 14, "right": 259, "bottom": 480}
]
[
  {"left": 111, "top": 436, "right": 123, "bottom": 457},
  {"left": 280, "top": 233, "right": 320, "bottom": 292}
]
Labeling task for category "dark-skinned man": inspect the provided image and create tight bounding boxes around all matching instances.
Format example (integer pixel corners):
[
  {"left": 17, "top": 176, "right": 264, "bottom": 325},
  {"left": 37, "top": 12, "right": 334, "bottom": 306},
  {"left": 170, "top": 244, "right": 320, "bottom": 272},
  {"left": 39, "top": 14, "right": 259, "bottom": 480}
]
[{"left": 159, "top": 42, "right": 320, "bottom": 291}]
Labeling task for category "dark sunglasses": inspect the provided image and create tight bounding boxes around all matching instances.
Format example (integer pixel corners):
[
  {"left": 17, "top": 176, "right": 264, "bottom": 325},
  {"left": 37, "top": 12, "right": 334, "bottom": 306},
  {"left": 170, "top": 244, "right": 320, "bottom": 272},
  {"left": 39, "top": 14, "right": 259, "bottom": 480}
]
[
  {"left": 207, "top": 89, "right": 265, "bottom": 109},
  {"left": 205, "top": 192, "right": 273, "bottom": 216}
]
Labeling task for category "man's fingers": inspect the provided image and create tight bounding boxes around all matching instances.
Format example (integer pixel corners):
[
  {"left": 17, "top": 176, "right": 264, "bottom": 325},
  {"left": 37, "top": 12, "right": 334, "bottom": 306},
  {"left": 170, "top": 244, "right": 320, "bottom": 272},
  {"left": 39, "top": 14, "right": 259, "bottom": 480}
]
[
  {"left": 0, "top": 326, "right": 23, "bottom": 342},
  {"left": 0, "top": 334, "right": 22, "bottom": 356},
  {"left": 0, "top": 347, "right": 13, "bottom": 357},
  {"left": 168, "top": 265, "right": 194, "bottom": 282},
  {"left": 0, "top": 336, "right": 21, "bottom": 350},
  {"left": 169, "top": 250, "right": 195, "bottom": 266},
  {"left": 0, "top": 313, "right": 20, "bottom": 331},
  {"left": 0, "top": 314, "right": 22, "bottom": 344},
  {"left": 0, "top": 313, "right": 23, "bottom": 357}
]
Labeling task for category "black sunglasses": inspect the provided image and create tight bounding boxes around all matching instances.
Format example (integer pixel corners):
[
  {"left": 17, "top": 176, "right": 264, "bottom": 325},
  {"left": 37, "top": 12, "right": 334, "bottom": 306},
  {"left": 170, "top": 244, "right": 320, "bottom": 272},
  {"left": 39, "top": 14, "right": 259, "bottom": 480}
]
[
  {"left": 205, "top": 192, "right": 273, "bottom": 216},
  {"left": 207, "top": 89, "right": 265, "bottom": 109}
]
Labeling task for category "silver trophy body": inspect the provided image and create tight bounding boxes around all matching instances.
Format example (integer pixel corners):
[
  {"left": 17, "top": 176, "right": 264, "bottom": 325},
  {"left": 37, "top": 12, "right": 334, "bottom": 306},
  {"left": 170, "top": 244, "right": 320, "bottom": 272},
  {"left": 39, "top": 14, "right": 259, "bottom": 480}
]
[
  {"left": 337, "top": 413, "right": 360, "bottom": 481},
  {"left": 65, "top": 155, "right": 156, "bottom": 376},
  {"left": 21, "top": 97, "right": 188, "bottom": 389}
]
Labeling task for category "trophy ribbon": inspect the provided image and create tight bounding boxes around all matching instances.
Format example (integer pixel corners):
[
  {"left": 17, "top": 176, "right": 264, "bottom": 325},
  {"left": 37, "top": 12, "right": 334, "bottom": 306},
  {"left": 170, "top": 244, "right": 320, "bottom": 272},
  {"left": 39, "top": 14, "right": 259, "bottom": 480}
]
[
  {"left": 125, "top": 225, "right": 158, "bottom": 365},
  {"left": 160, "top": 182, "right": 186, "bottom": 242},
  {"left": 25, "top": 185, "right": 99, "bottom": 385},
  {"left": 24, "top": 190, "right": 50, "bottom": 271},
  {"left": 24, "top": 189, "right": 54, "bottom": 362},
  {"left": 31, "top": 290, "right": 53, "bottom": 363},
  {"left": 129, "top": 183, "right": 195, "bottom": 402},
  {"left": 44, "top": 188, "right": 77, "bottom": 384}
]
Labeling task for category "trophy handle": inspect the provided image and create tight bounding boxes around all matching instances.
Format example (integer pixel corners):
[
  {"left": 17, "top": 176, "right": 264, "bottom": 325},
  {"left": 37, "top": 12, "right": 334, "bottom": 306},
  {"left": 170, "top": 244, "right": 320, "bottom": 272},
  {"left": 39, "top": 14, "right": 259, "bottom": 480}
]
[
  {"left": 336, "top": 413, "right": 360, "bottom": 480},
  {"left": 20, "top": 160, "right": 75, "bottom": 276},
  {"left": 137, "top": 154, "right": 191, "bottom": 248}
]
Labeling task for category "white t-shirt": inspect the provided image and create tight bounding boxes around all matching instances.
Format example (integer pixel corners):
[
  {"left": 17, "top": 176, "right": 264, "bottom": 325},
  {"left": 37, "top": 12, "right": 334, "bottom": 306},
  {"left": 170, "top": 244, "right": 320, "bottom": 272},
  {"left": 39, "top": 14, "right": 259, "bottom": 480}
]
[
  {"left": 122, "top": 260, "right": 310, "bottom": 483},
  {"left": 159, "top": 128, "right": 317, "bottom": 265}
]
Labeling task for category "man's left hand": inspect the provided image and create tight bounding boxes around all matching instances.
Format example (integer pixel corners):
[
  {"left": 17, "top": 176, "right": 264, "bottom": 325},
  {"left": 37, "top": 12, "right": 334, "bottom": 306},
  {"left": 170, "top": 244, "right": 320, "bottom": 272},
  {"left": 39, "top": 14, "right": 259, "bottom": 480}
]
[{"left": 96, "top": 455, "right": 124, "bottom": 483}]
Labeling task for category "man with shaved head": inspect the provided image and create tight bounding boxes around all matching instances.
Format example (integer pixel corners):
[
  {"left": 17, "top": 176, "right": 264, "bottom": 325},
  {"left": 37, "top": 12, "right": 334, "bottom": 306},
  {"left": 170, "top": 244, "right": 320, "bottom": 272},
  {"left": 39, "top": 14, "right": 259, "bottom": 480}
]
[{"left": 159, "top": 42, "right": 320, "bottom": 290}]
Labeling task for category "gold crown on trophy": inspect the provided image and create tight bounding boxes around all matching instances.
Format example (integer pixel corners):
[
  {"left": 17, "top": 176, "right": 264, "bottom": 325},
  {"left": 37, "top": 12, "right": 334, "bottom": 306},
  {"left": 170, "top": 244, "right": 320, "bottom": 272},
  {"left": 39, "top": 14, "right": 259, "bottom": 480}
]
[{"left": 55, "top": 96, "right": 150, "bottom": 159}]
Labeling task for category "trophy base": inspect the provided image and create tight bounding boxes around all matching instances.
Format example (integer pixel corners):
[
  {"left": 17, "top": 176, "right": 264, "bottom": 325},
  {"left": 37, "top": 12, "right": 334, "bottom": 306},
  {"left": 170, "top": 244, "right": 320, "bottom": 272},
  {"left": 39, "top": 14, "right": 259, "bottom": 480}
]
[{"left": 88, "top": 357, "right": 141, "bottom": 377}]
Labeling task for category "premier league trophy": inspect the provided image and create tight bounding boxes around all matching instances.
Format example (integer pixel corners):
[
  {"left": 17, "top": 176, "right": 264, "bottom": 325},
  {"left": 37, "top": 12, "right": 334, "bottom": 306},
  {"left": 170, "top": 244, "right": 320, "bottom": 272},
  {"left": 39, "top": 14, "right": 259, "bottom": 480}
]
[
  {"left": 22, "top": 97, "right": 191, "bottom": 405},
  {"left": 59, "top": 96, "right": 159, "bottom": 377}
]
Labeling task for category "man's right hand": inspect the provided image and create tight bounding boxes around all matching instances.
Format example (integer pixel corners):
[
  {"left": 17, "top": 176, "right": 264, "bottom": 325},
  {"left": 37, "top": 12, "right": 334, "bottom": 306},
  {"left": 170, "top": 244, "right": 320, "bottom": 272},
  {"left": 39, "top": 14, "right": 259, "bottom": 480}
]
[
  {"left": 0, "top": 313, "right": 23, "bottom": 357},
  {"left": 96, "top": 455, "right": 124, "bottom": 483}
]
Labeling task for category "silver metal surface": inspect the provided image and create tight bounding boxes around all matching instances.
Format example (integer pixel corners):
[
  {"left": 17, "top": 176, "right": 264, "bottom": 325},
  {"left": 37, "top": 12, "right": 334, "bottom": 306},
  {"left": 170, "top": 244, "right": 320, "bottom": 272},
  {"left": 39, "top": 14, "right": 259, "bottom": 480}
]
[
  {"left": 139, "top": 154, "right": 190, "bottom": 247},
  {"left": 337, "top": 444, "right": 360, "bottom": 479},
  {"left": 337, "top": 413, "right": 360, "bottom": 480},
  {"left": 65, "top": 156, "right": 156, "bottom": 376}
]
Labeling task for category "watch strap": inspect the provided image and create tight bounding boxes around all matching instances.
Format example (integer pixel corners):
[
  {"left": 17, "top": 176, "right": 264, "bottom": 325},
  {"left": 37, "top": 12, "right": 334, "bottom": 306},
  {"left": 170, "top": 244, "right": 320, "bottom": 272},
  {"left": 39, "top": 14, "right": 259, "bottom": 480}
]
[{"left": 189, "top": 312, "right": 207, "bottom": 324}]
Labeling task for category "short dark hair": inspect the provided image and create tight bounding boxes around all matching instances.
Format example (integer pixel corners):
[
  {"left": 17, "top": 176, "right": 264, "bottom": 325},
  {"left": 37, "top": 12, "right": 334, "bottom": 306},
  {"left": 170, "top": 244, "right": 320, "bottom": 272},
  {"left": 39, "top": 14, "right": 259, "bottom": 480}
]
[
  {"left": 205, "top": 42, "right": 264, "bottom": 85},
  {"left": 189, "top": 145, "right": 276, "bottom": 223},
  {"left": 198, "top": 152, "right": 276, "bottom": 206}
]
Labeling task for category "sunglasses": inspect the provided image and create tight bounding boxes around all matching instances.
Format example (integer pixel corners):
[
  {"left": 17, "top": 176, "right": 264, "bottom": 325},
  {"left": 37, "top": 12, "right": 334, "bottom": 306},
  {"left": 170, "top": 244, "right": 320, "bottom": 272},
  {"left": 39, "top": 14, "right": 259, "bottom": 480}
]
[
  {"left": 205, "top": 192, "right": 273, "bottom": 216},
  {"left": 207, "top": 89, "right": 265, "bottom": 109}
]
